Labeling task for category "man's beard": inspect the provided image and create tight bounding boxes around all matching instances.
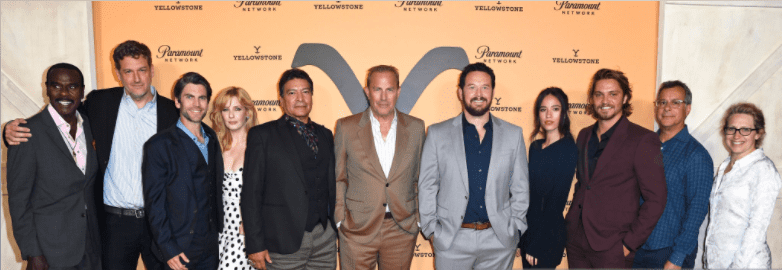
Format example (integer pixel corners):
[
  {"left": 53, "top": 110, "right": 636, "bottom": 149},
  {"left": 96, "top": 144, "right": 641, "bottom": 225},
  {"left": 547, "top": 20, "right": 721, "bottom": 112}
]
[{"left": 463, "top": 96, "right": 491, "bottom": 117}]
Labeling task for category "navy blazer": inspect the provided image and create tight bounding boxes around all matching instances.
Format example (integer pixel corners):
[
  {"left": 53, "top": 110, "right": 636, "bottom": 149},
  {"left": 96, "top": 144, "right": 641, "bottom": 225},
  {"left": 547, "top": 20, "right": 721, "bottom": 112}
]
[
  {"left": 142, "top": 123, "right": 224, "bottom": 261},
  {"left": 7, "top": 109, "right": 100, "bottom": 267}
]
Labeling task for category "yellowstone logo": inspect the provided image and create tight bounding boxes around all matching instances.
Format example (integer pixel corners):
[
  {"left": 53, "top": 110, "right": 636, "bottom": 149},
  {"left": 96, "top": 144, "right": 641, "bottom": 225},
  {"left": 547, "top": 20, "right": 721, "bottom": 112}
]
[
  {"left": 233, "top": 46, "right": 283, "bottom": 61},
  {"left": 395, "top": 1, "right": 441, "bottom": 12},
  {"left": 314, "top": 1, "right": 363, "bottom": 10},
  {"left": 234, "top": 1, "right": 280, "bottom": 12},
  {"left": 291, "top": 43, "right": 468, "bottom": 114},
  {"left": 156, "top": 45, "right": 203, "bottom": 63},
  {"left": 553, "top": 49, "right": 600, "bottom": 64},
  {"left": 475, "top": 45, "right": 522, "bottom": 64},
  {"left": 554, "top": 1, "right": 600, "bottom": 15},
  {"left": 253, "top": 100, "right": 279, "bottom": 112},
  {"left": 475, "top": 1, "right": 523, "bottom": 12},
  {"left": 155, "top": 1, "right": 203, "bottom": 11},
  {"left": 413, "top": 244, "right": 434, "bottom": 257},
  {"left": 490, "top": 96, "right": 522, "bottom": 113}
]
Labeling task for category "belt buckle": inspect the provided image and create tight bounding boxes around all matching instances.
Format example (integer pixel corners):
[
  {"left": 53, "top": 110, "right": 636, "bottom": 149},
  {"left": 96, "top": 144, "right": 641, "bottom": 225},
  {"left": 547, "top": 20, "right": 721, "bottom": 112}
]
[{"left": 134, "top": 209, "right": 143, "bottom": 218}]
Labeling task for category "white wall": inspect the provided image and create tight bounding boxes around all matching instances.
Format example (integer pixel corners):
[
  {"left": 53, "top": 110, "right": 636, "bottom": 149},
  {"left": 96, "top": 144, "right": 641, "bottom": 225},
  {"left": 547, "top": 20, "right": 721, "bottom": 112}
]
[
  {"left": 1, "top": 2, "right": 95, "bottom": 269},
  {"left": 659, "top": 1, "right": 782, "bottom": 268}
]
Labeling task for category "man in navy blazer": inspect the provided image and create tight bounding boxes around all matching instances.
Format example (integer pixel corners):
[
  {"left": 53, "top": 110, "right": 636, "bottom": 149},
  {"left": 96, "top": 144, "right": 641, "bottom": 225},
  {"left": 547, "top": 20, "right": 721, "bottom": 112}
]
[
  {"left": 8, "top": 63, "right": 101, "bottom": 269},
  {"left": 565, "top": 68, "right": 667, "bottom": 268},
  {"left": 143, "top": 72, "right": 224, "bottom": 270}
]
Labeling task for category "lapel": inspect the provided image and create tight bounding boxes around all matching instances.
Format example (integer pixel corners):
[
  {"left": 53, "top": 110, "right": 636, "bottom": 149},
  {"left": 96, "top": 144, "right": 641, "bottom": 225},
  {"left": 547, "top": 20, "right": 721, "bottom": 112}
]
[
  {"left": 104, "top": 88, "right": 124, "bottom": 154},
  {"left": 41, "top": 109, "right": 90, "bottom": 176},
  {"left": 173, "top": 126, "right": 207, "bottom": 195},
  {"left": 591, "top": 117, "right": 630, "bottom": 181},
  {"left": 82, "top": 115, "right": 98, "bottom": 185},
  {"left": 357, "top": 110, "right": 386, "bottom": 181},
  {"left": 485, "top": 114, "right": 502, "bottom": 196},
  {"left": 387, "top": 111, "right": 410, "bottom": 182},
  {"left": 275, "top": 117, "right": 308, "bottom": 187},
  {"left": 450, "top": 114, "right": 470, "bottom": 192}
]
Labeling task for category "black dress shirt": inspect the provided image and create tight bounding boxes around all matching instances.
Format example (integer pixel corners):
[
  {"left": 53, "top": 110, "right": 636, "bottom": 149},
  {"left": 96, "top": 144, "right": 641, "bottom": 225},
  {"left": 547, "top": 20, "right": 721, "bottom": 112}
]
[
  {"left": 587, "top": 118, "right": 620, "bottom": 180},
  {"left": 462, "top": 115, "right": 493, "bottom": 224}
]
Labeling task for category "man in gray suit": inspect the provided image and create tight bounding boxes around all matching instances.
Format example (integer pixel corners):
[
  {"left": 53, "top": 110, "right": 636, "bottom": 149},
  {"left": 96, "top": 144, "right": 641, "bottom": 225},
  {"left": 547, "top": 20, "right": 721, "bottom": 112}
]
[
  {"left": 418, "top": 62, "right": 529, "bottom": 270},
  {"left": 7, "top": 63, "right": 101, "bottom": 270}
]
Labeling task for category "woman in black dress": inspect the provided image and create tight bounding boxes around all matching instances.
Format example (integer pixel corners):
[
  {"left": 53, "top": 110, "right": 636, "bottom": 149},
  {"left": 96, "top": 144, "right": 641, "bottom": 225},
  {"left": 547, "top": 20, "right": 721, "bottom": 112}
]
[{"left": 518, "top": 87, "right": 577, "bottom": 268}]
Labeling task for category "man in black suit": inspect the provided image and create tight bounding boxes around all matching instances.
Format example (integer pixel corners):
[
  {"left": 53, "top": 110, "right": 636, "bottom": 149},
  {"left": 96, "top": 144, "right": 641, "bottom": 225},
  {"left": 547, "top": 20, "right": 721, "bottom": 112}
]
[
  {"left": 5, "top": 40, "right": 178, "bottom": 270},
  {"left": 8, "top": 63, "right": 101, "bottom": 270},
  {"left": 143, "top": 72, "right": 223, "bottom": 270},
  {"left": 242, "top": 68, "right": 337, "bottom": 270}
]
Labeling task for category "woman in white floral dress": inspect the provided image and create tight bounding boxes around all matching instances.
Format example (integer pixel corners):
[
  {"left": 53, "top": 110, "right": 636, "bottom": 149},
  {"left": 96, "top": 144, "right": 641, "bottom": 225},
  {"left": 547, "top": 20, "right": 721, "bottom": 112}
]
[
  {"left": 210, "top": 87, "right": 258, "bottom": 270},
  {"left": 705, "top": 103, "right": 781, "bottom": 269}
]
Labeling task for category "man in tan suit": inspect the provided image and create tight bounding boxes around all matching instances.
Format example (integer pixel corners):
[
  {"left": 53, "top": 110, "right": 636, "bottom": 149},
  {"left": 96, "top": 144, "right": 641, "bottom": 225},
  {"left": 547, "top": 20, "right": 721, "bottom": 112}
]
[{"left": 334, "top": 65, "right": 426, "bottom": 269}]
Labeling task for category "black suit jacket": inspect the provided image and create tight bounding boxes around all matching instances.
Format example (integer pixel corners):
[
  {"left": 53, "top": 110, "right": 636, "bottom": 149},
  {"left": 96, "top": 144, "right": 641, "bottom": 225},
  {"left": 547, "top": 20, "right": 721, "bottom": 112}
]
[
  {"left": 142, "top": 123, "right": 224, "bottom": 261},
  {"left": 7, "top": 109, "right": 100, "bottom": 267},
  {"left": 79, "top": 87, "right": 179, "bottom": 209},
  {"left": 241, "top": 117, "right": 337, "bottom": 255}
]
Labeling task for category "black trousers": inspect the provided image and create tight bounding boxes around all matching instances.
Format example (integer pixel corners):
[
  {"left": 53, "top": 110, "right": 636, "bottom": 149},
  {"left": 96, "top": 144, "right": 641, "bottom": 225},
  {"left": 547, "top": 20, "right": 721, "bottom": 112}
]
[
  {"left": 101, "top": 210, "right": 164, "bottom": 270},
  {"left": 164, "top": 232, "right": 219, "bottom": 270}
]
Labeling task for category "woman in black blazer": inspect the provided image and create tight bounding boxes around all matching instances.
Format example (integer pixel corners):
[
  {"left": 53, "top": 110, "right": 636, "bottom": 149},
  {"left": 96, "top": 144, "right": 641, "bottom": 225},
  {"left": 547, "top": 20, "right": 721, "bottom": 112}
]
[{"left": 518, "top": 87, "right": 577, "bottom": 268}]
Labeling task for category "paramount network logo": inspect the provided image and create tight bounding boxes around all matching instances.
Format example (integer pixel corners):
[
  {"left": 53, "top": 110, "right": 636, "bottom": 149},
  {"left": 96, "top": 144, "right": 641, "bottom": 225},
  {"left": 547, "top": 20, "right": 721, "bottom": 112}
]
[
  {"left": 554, "top": 1, "right": 600, "bottom": 15},
  {"left": 156, "top": 45, "right": 203, "bottom": 63},
  {"left": 395, "top": 1, "right": 441, "bottom": 12},
  {"left": 475, "top": 46, "right": 522, "bottom": 64},
  {"left": 569, "top": 102, "right": 590, "bottom": 115},
  {"left": 234, "top": 1, "right": 280, "bottom": 12},
  {"left": 253, "top": 100, "right": 279, "bottom": 112}
]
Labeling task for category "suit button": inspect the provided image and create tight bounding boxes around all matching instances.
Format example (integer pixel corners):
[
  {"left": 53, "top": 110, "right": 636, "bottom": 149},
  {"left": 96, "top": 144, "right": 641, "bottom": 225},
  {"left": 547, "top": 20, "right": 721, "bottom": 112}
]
[
  {"left": 385, "top": 183, "right": 389, "bottom": 187},
  {"left": 579, "top": 204, "right": 582, "bottom": 209},
  {"left": 383, "top": 204, "right": 387, "bottom": 207},
  {"left": 461, "top": 216, "right": 464, "bottom": 219},
  {"left": 190, "top": 230, "right": 194, "bottom": 234},
  {"left": 465, "top": 196, "right": 468, "bottom": 200},
  {"left": 194, "top": 209, "right": 198, "bottom": 214},
  {"left": 587, "top": 185, "right": 591, "bottom": 190},
  {"left": 82, "top": 213, "right": 86, "bottom": 217}
]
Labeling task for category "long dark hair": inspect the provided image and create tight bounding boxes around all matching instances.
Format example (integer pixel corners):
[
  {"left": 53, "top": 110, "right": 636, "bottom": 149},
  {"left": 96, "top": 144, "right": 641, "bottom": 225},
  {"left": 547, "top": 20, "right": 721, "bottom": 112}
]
[{"left": 530, "top": 87, "right": 572, "bottom": 141}]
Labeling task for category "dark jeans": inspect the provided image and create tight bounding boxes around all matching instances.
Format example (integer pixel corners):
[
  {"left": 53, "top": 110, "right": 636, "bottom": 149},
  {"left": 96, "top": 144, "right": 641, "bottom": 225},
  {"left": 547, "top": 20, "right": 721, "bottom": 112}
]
[
  {"left": 632, "top": 246, "right": 698, "bottom": 269},
  {"left": 102, "top": 210, "right": 164, "bottom": 270}
]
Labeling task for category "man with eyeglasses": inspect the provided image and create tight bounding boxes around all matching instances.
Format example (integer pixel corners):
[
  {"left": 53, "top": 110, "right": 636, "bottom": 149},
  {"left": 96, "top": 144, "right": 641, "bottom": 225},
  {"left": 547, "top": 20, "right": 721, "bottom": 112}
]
[{"left": 632, "top": 81, "right": 714, "bottom": 269}]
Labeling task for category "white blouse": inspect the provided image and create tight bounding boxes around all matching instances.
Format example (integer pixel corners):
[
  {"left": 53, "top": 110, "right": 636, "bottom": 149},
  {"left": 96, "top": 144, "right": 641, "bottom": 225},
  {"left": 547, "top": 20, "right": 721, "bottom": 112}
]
[{"left": 705, "top": 148, "right": 782, "bottom": 269}]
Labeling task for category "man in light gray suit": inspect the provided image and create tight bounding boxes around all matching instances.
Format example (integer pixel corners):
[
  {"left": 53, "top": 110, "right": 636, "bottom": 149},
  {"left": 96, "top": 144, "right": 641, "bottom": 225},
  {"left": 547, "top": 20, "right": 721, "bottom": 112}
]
[{"left": 418, "top": 62, "right": 529, "bottom": 270}]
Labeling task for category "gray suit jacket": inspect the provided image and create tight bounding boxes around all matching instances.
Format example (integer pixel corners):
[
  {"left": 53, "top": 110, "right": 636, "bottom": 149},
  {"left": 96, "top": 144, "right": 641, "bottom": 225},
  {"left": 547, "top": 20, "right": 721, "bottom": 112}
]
[
  {"left": 7, "top": 109, "right": 100, "bottom": 267},
  {"left": 418, "top": 113, "right": 529, "bottom": 251}
]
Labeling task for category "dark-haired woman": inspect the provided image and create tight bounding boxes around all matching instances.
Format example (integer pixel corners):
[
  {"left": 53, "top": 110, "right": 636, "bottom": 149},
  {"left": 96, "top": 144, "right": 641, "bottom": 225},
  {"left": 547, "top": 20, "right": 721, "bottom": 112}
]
[{"left": 518, "top": 87, "right": 577, "bottom": 268}]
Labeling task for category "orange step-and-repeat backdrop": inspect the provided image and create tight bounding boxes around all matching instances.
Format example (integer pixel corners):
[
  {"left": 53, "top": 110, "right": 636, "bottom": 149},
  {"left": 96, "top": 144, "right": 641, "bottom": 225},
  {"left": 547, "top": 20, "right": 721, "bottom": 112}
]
[{"left": 93, "top": 1, "right": 659, "bottom": 269}]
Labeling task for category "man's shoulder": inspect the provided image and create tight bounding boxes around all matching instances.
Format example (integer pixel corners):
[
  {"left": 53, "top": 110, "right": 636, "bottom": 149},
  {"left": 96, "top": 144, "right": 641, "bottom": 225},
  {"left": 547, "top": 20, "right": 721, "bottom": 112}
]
[
  {"left": 248, "top": 118, "right": 281, "bottom": 136},
  {"left": 86, "top": 87, "right": 124, "bottom": 100},
  {"left": 428, "top": 115, "right": 458, "bottom": 132},
  {"left": 145, "top": 125, "right": 179, "bottom": 148},
  {"left": 625, "top": 119, "right": 656, "bottom": 138},
  {"left": 491, "top": 114, "right": 522, "bottom": 133},
  {"left": 338, "top": 112, "right": 364, "bottom": 126}
]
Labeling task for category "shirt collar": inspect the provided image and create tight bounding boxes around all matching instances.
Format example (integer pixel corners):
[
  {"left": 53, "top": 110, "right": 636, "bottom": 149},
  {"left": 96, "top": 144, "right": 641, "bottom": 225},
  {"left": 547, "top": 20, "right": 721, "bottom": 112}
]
[
  {"left": 176, "top": 119, "right": 208, "bottom": 144},
  {"left": 368, "top": 109, "right": 398, "bottom": 130},
  {"left": 461, "top": 113, "right": 493, "bottom": 131},
  {"left": 47, "top": 104, "right": 84, "bottom": 131},
  {"left": 657, "top": 125, "right": 692, "bottom": 144},
  {"left": 283, "top": 114, "right": 313, "bottom": 129},
  {"left": 593, "top": 116, "right": 622, "bottom": 140},
  {"left": 121, "top": 86, "right": 158, "bottom": 108},
  {"left": 733, "top": 147, "right": 765, "bottom": 170}
]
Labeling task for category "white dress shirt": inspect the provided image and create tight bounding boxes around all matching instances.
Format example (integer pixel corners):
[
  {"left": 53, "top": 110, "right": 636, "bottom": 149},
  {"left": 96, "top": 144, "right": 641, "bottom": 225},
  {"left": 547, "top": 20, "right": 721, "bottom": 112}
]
[
  {"left": 369, "top": 109, "right": 397, "bottom": 212},
  {"left": 705, "top": 147, "right": 782, "bottom": 269}
]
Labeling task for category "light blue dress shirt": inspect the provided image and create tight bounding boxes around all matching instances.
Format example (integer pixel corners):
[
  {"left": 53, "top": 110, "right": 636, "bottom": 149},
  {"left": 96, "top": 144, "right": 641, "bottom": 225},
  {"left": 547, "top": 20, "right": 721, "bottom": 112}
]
[{"left": 176, "top": 119, "right": 209, "bottom": 163}]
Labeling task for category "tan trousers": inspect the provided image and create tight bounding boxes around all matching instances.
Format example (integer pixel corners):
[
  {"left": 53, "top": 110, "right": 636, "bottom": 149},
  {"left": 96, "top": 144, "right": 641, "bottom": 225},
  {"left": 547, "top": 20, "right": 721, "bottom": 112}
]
[{"left": 338, "top": 218, "right": 417, "bottom": 270}]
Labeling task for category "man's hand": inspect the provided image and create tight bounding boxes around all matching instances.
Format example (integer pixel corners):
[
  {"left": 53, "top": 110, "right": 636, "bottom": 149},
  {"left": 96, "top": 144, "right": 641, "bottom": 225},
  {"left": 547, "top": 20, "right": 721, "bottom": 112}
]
[
  {"left": 5, "top": 118, "right": 31, "bottom": 145},
  {"left": 526, "top": 254, "right": 538, "bottom": 266},
  {"left": 167, "top": 253, "right": 189, "bottom": 270},
  {"left": 248, "top": 250, "right": 272, "bottom": 270},
  {"left": 664, "top": 260, "right": 682, "bottom": 269},
  {"left": 26, "top": 255, "right": 48, "bottom": 270},
  {"left": 623, "top": 245, "right": 630, "bottom": 257}
]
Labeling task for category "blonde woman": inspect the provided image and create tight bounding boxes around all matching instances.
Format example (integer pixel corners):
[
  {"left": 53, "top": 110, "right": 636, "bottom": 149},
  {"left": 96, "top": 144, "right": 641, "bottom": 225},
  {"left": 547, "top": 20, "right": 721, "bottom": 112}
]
[{"left": 210, "top": 87, "right": 258, "bottom": 270}]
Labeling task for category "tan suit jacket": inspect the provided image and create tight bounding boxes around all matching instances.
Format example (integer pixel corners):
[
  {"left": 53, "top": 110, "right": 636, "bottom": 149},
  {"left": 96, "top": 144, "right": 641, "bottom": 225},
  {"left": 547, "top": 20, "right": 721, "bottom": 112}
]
[{"left": 335, "top": 109, "right": 426, "bottom": 244}]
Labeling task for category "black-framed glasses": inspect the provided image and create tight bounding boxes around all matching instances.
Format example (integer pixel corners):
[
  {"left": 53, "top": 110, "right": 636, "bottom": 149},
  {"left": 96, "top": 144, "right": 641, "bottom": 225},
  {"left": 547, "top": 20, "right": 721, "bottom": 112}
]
[
  {"left": 654, "top": 99, "right": 686, "bottom": 108},
  {"left": 724, "top": 127, "right": 758, "bottom": 136}
]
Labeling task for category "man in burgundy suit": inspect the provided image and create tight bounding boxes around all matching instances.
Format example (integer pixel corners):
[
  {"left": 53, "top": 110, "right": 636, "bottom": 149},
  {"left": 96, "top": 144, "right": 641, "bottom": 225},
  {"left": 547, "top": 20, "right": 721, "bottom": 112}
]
[{"left": 565, "top": 68, "right": 667, "bottom": 268}]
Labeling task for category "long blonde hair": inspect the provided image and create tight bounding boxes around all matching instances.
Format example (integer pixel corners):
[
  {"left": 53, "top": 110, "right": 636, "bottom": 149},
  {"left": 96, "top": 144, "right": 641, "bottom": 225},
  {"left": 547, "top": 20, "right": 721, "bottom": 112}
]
[{"left": 209, "top": 87, "right": 258, "bottom": 151}]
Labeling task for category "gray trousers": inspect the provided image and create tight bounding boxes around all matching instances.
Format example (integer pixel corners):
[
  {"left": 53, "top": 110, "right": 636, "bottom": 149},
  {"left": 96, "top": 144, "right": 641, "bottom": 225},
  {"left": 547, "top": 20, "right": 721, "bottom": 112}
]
[
  {"left": 434, "top": 227, "right": 516, "bottom": 270},
  {"left": 267, "top": 224, "right": 337, "bottom": 270}
]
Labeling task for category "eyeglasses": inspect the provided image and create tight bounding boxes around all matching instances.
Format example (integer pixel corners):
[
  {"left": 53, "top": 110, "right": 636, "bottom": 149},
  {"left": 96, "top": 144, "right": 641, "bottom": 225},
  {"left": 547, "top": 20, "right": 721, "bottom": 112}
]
[
  {"left": 724, "top": 127, "right": 758, "bottom": 136},
  {"left": 654, "top": 99, "right": 686, "bottom": 108}
]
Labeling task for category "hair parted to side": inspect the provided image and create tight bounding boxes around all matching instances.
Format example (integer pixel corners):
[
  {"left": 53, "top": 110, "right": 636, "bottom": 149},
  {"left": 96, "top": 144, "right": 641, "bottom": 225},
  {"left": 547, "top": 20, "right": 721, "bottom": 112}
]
[
  {"left": 657, "top": 80, "right": 693, "bottom": 104},
  {"left": 112, "top": 40, "right": 152, "bottom": 70},
  {"left": 366, "top": 65, "right": 400, "bottom": 88},
  {"left": 721, "top": 102, "right": 766, "bottom": 148},
  {"left": 586, "top": 68, "right": 633, "bottom": 117},
  {"left": 530, "top": 87, "right": 573, "bottom": 141},
  {"left": 172, "top": 72, "right": 213, "bottom": 103},
  {"left": 210, "top": 87, "right": 258, "bottom": 151},
  {"left": 277, "top": 68, "right": 313, "bottom": 97}
]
